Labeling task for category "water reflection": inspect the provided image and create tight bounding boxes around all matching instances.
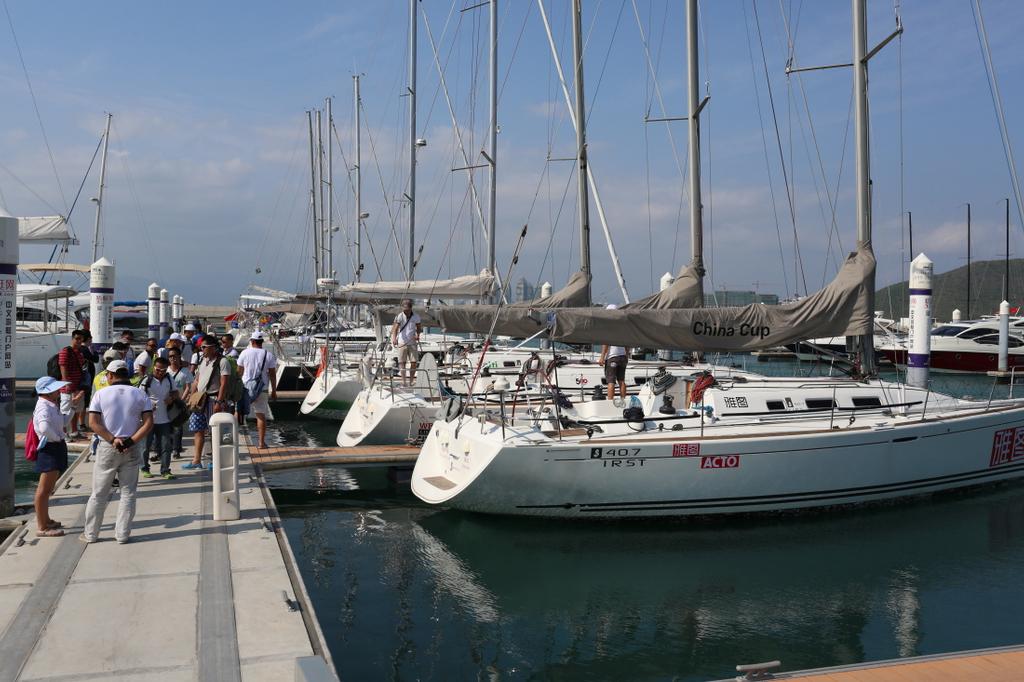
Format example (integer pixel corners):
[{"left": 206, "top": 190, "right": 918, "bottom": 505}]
[{"left": 270, "top": 465, "right": 1024, "bottom": 681}]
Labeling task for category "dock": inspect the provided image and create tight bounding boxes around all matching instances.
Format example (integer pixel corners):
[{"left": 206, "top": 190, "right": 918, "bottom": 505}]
[
  {"left": 249, "top": 444, "right": 420, "bottom": 471},
  {"left": 0, "top": 432, "right": 337, "bottom": 681}
]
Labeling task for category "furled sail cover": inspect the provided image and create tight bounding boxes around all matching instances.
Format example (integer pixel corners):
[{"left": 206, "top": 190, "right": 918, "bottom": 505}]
[
  {"left": 549, "top": 246, "right": 875, "bottom": 352},
  {"left": 435, "top": 270, "right": 592, "bottom": 337},
  {"left": 17, "top": 216, "right": 75, "bottom": 244},
  {"left": 622, "top": 263, "right": 703, "bottom": 310},
  {"left": 337, "top": 270, "right": 495, "bottom": 302}
]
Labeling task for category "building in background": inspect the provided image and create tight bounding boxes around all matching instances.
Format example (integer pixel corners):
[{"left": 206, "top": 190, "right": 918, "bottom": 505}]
[
  {"left": 704, "top": 290, "right": 779, "bottom": 307},
  {"left": 515, "top": 278, "right": 536, "bottom": 303}
]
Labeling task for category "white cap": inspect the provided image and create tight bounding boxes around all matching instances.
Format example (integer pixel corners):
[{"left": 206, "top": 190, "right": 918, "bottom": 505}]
[
  {"left": 250, "top": 330, "right": 265, "bottom": 341},
  {"left": 35, "top": 377, "right": 69, "bottom": 394},
  {"left": 106, "top": 360, "right": 129, "bottom": 373},
  {"left": 184, "top": 323, "right": 196, "bottom": 331}
]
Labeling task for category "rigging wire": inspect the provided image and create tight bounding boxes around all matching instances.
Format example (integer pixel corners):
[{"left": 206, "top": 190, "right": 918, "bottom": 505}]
[
  {"left": 0, "top": 161, "right": 63, "bottom": 215},
  {"left": 3, "top": 0, "right": 71, "bottom": 225},
  {"left": 253, "top": 116, "right": 305, "bottom": 277}
]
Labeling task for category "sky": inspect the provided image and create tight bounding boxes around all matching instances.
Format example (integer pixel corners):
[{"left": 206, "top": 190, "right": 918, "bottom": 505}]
[{"left": 1, "top": 0, "right": 1022, "bottom": 307}]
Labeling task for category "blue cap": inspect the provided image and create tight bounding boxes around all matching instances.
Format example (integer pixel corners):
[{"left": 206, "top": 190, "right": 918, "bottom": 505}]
[{"left": 35, "top": 376, "right": 69, "bottom": 395}]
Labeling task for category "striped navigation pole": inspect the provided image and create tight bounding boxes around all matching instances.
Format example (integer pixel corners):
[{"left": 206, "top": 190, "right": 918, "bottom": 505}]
[
  {"left": 159, "top": 288, "right": 170, "bottom": 340},
  {"left": 147, "top": 282, "right": 160, "bottom": 340},
  {"left": 907, "top": 253, "right": 933, "bottom": 389},
  {"left": 172, "top": 295, "right": 183, "bottom": 333},
  {"left": 89, "top": 258, "right": 116, "bottom": 354},
  {"left": 0, "top": 210, "right": 17, "bottom": 517}
]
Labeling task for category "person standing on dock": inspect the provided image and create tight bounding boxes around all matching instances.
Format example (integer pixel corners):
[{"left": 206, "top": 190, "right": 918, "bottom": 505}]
[
  {"left": 167, "top": 349, "right": 193, "bottom": 459},
  {"left": 58, "top": 329, "right": 88, "bottom": 440},
  {"left": 181, "top": 324, "right": 197, "bottom": 365},
  {"left": 80, "top": 330, "right": 99, "bottom": 433},
  {"left": 220, "top": 333, "right": 239, "bottom": 359},
  {"left": 134, "top": 338, "right": 159, "bottom": 377},
  {"left": 391, "top": 299, "right": 422, "bottom": 386},
  {"left": 184, "top": 337, "right": 232, "bottom": 470},
  {"left": 238, "top": 331, "right": 278, "bottom": 449},
  {"left": 83, "top": 360, "right": 154, "bottom": 544},
  {"left": 32, "top": 376, "right": 71, "bottom": 538},
  {"left": 141, "top": 357, "right": 178, "bottom": 480},
  {"left": 120, "top": 330, "right": 136, "bottom": 372}
]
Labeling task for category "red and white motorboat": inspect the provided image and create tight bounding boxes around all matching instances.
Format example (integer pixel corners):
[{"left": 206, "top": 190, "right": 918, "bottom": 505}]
[{"left": 879, "top": 318, "right": 1024, "bottom": 374}]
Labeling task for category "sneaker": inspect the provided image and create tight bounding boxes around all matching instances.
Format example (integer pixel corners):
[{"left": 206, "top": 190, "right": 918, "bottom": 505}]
[
  {"left": 162, "top": 472, "right": 175, "bottom": 480},
  {"left": 141, "top": 470, "right": 155, "bottom": 478},
  {"left": 182, "top": 462, "right": 204, "bottom": 470},
  {"left": 116, "top": 537, "right": 131, "bottom": 545},
  {"left": 79, "top": 534, "right": 97, "bottom": 544},
  {"left": 149, "top": 454, "right": 161, "bottom": 462}
]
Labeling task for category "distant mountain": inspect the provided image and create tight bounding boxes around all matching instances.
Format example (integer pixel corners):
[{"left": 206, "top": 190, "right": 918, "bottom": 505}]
[{"left": 875, "top": 258, "right": 1024, "bottom": 322}]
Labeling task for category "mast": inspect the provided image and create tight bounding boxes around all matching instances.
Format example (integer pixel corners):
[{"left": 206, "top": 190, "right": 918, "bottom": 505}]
[
  {"left": 1006, "top": 198, "right": 1011, "bottom": 303},
  {"left": 91, "top": 113, "right": 112, "bottom": 262},
  {"left": 317, "top": 109, "right": 326, "bottom": 281},
  {"left": 327, "top": 96, "right": 334, "bottom": 279},
  {"left": 488, "top": 0, "right": 498, "bottom": 292},
  {"left": 966, "top": 202, "right": 972, "bottom": 319},
  {"left": 408, "top": 0, "right": 418, "bottom": 279},
  {"left": 852, "top": 0, "right": 876, "bottom": 375},
  {"left": 571, "top": 0, "right": 591, "bottom": 286},
  {"left": 354, "top": 75, "right": 363, "bottom": 283},
  {"left": 307, "top": 110, "right": 320, "bottom": 281},
  {"left": 686, "top": 0, "right": 705, "bottom": 280}
]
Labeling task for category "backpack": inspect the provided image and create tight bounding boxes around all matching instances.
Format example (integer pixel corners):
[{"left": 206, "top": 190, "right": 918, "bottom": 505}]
[
  {"left": 244, "top": 350, "right": 269, "bottom": 402},
  {"left": 46, "top": 346, "right": 73, "bottom": 381},
  {"left": 24, "top": 419, "right": 40, "bottom": 461}
]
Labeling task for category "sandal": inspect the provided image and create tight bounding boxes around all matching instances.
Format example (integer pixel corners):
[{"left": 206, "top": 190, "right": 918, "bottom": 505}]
[
  {"left": 46, "top": 520, "right": 63, "bottom": 530},
  {"left": 37, "top": 528, "right": 64, "bottom": 537}
]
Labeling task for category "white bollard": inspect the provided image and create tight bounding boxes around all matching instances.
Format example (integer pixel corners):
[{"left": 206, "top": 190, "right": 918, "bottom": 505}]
[
  {"left": 658, "top": 272, "right": 675, "bottom": 361},
  {"left": 540, "top": 281, "right": 553, "bottom": 299},
  {"left": 159, "top": 288, "right": 169, "bottom": 340},
  {"left": 951, "top": 308, "right": 962, "bottom": 323},
  {"left": 89, "top": 258, "right": 115, "bottom": 350},
  {"left": 0, "top": 209, "right": 18, "bottom": 517},
  {"left": 999, "top": 300, "right": 1010, "bottom": 373},
  {"left": 172, "top": 295, "right": 183, "bottom": 333},
  {"left": 209, "top": 412, "right": 240, "bottom": 521},
  {"left": 147, "top": 282, "right": 160, "bottom": 340},
  {"left": 907, "top": 254, "right": 933, "bottom": 389}
]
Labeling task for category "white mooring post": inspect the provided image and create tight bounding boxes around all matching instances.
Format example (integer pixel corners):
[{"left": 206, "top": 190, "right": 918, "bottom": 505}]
[
  {"left": 0, "top": 210, "right": 18, "bottom": 517},
  {"left": 159, "top": 288, "right": 169, "bottom": 340},
  {"left": 540, "top": 282, "right": 553, "bottom": 299},
  {"left": 952, "top": 308, "right": 962, "bottom": 323},
  {"left": 89, "top": 258, "right": 115, "bottom": 352},
  {"left": 209, "top": 412, "right": 239, "bottom": 521},
  {"left": 907, "top": 254, "right": 933, "bottom": 389},
  {"left": 147, "top": 282, "right": 160, "bottom": 340},
  {"left": 658, "top": 272, "right": 674, "bottom": 361},
  {"left": 999, "top": 300, "right": 1010, "bottom": 373},
  {"left": 172, "top": 294, "right": 183, "bottom": 333}
]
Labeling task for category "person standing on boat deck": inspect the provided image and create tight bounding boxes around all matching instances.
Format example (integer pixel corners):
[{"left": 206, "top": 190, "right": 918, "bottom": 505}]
[
  {"left": 184, "top": 338, "right": 232, "bottom": 470},
  {"left": 134, "top": 337, "right": 159, "bottom": 377},
  {"left": 32, "top": 376, "right": 71, "bottom": 537},
  {"left": 141, "top": 357, "right": 178, "bottom": 480},
  {"left": 83, "top": 360, "right": 154, "bottom": 544},
  {"left": 238, "top": 331, "right": 278, "bottom": 449},
  {"left": 391, "top": 298, "right": 422, "bottom": 386},
  {"left": 58, "top": 329, "right": 88, "bottom": 439},
  {"left": 598, "top": 304, "right": 630, "bottom": 403},
  {"left": 167, "top": 349, "right": 193, "bottom": 459}
]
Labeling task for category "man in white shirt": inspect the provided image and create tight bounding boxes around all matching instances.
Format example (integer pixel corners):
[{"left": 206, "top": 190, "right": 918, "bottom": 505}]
[
  {"left": 180, "top": 324, "right": 197, "bottom": 365},
  {"left": 141, "top": 357, "right": 178, "bottom": 479},
  {"left": 391, "top": 298, "right": 422, "bottom": 386},
  {"left": 134, "top": 337, "right": 159, "bottom": 377},
  {"left": 237, "top": 331, "right": 278, "bottom": 449},
  {"left": 597, "top": 304, "right": 630, "bottom": 402},
  {"left": 84, "top": 360, "right": 154, "bottom": 544}
]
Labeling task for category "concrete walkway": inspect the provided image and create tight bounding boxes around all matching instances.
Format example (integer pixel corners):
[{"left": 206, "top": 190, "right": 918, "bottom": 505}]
[{"left": 0, "top": 437, "right": 332, "bottom": 681}]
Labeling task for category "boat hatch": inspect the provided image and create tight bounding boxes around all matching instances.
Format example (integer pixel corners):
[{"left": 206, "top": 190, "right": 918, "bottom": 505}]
[
  {"left": 852, "top": 396, "right": 882, "bottom": 408},
  {"left": 806, "top": 398, "right": 837, "bottom": 409}
]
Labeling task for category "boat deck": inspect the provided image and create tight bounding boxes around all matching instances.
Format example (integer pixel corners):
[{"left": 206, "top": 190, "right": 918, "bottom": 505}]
[
  {"left": 0, "top": 433, "right": 335, "bottom": 681},
  {"left": 249, "top": 444, "right": 420, "bottom": 470}
]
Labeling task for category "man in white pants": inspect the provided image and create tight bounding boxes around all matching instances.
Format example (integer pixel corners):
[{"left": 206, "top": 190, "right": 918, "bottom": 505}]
[
  {"left": 237, "top": 331, "right": 278, "bottom": 449},
  {"left": 83, "top": 360, "right": 154, "bottom": 544}
]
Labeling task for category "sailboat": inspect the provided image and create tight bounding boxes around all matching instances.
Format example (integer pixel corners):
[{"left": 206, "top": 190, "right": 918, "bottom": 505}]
[{"left": 410, "top": 0, "right": 1024, "bottom": 518}]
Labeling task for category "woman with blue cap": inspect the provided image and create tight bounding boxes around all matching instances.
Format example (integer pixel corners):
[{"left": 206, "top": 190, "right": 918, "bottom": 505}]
[{"left": 33, "top": 375, "right": 70, "bottom": 537}]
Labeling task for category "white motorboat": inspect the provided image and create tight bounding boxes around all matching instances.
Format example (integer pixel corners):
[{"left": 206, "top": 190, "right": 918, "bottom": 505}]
[{"left": 878, "top": 318, "right": 1024, "bottom": 374}]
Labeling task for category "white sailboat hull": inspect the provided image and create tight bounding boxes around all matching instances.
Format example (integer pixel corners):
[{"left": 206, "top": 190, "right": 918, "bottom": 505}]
[
  {"left": 336, "top": 386, "right": 437, "bottom": 447},
  {"left": 413, "top": 405, "right": 1024, "bottom": 518},
  {"left": 299, "top": 367, "right": 362, "bottom": 418}
]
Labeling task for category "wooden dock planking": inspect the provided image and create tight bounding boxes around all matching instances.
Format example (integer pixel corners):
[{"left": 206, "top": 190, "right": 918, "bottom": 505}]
[
  {"left": 774, "top": 646, "right": 1024, "bottom": 681},
  {"left": 248, "top": 443, "right": 420, "bottom": 470}
]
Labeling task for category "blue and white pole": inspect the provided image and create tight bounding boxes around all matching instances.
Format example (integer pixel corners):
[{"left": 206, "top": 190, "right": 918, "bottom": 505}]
[
  {"left": 89, "top": 257, "right": 115, "bottom": 353},
  {"left": 159, "top": 288, "right": 169, "bottom": 340},
  {"left": 998, "top": 300, "right": 1010, "bottom": 373},
  {"left": 907, "top": 253, "right": 933, "bottom": 389},
  {"left": 172, "top": 295, "right": 183, "bottom": 333},
  {"left": 147, "top": 282, "right": 160, "bottom": 340},
  {"left": 0, "top": 209, "right": 18, "bottom": 517}
]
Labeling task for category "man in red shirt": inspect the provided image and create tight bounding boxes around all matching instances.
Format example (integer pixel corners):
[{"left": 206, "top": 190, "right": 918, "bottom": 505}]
[{"left": 59, "top": 329, "right": 88, "bottom": 438}]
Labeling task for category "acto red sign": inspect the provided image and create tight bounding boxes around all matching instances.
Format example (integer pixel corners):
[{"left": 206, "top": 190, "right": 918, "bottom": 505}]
[{"left": 700, "top": 455, "right": 740, "bottom": 469}]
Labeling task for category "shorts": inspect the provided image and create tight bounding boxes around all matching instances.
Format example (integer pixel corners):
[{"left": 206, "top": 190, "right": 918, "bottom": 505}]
[
  {"left": 397, "top": 344, "right": 418, "bottom": 365},
  {"left": 188, "top": 396, "right": 216, "bottom": 433},
  {"left": 249, "top": 390, "right": 272, "bottom": 417},
  {"left": 35, "top": 440, "right": 69, "bottom": 474},
  {"left": 604, "top": 356, "right": 627, "bottom": 383},
  {"left": 59, "top": 392, "right": 83, "bottom": 417}
]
